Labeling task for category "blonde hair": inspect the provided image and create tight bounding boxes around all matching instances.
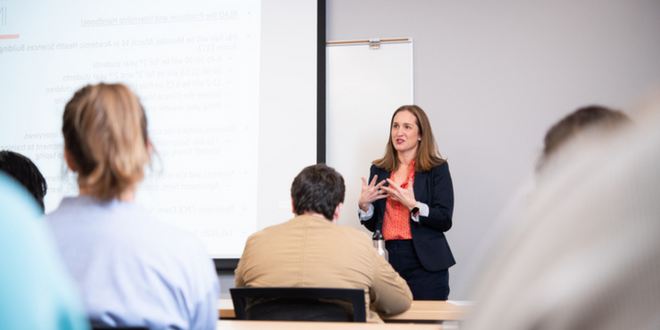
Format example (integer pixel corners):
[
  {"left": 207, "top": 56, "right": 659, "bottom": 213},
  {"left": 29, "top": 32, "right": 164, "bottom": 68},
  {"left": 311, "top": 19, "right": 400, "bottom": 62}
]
[
  {"left": 62, "top": 83, "right": 150, "bottom": 200},
  {"left": 373, "top": 105, "right": 445, "bottom": 172}
]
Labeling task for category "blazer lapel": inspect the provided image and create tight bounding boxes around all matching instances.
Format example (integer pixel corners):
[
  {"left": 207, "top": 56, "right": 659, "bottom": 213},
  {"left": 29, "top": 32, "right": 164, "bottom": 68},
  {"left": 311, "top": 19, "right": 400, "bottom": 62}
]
[
  {"left": 414, "top": 171, "right": 428, "bottom": 203},
  {"left": 375, "top": 167, "right": 390, "bottom": 227}
]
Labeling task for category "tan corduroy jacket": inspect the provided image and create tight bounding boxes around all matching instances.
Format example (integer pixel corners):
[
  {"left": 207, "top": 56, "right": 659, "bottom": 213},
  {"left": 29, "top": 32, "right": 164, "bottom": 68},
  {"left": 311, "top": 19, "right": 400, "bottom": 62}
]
[{"left": 235, "top": 214, "right": 413, "bottom": 323}]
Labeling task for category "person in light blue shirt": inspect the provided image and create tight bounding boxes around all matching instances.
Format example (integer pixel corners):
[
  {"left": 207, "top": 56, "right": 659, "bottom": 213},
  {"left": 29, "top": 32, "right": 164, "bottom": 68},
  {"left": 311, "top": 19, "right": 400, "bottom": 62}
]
[
  {"left": 47, "top": 83, "right": 220, "bottom": 330},
  {"left": 0, "top": 172, "right": 90, "bottom": 330}
]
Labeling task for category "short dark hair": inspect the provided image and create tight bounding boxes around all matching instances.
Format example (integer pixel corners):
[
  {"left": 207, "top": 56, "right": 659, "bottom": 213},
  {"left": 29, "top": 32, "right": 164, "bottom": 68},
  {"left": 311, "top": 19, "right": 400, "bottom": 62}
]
[
  {"left": 291, "top": 164, "right": 345, "bottom": 220},
  {"left": 539, "top": 105, "right": 631, "bottom": 170},
  {"left": 0, "top": 150, "right": 47, "bottom": 212}
]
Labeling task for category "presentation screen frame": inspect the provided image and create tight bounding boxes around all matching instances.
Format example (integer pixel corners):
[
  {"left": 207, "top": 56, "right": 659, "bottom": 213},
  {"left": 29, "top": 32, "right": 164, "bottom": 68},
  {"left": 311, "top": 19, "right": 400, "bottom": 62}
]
[
  {"left": 0, "top": 0, "right": 325, "bottom": 270},
  {"left": 214, "top": 0, "right": 326, "bottom": 271}
]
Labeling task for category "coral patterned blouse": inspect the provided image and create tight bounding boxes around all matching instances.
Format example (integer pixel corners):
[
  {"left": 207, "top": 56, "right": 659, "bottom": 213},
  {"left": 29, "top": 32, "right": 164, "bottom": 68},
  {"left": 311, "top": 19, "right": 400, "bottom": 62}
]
[{"left": 382, "top": 161, "right": 415, "bottom": 241}]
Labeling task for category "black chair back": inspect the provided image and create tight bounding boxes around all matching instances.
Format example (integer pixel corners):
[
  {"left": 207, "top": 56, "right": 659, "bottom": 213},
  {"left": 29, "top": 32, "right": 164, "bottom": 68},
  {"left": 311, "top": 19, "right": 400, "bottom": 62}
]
[
  {"left": 230, "top": 287, "right": 367, "bottom": 322},
  {"left": 92, "top": 326, "right": 149, "bottom": 330},
  {"left": 90, "top": 319, "right": 149, "bottom": 330}
]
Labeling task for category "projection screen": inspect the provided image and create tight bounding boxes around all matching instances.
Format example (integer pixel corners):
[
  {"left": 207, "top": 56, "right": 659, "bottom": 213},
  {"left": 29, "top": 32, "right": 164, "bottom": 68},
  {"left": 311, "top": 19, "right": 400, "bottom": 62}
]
[{"left": 0, "top": 0, "right": 324, "bottom": 262}]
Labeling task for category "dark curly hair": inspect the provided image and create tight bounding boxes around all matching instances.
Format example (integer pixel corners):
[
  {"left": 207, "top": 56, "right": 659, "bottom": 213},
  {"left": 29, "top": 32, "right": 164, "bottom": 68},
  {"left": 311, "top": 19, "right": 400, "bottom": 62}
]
[
  {"left": 291, "top": 164, "right": 345, "bottom": 220},
  {"left": 0, "top": 150, "right": 47, "bottom": 212}
]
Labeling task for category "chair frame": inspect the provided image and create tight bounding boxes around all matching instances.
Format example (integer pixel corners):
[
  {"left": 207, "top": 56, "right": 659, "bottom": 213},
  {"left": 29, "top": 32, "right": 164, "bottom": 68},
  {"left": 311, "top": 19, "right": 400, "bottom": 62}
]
[{"left": 230, "top": 287, "right": 367, "bottom": 322}]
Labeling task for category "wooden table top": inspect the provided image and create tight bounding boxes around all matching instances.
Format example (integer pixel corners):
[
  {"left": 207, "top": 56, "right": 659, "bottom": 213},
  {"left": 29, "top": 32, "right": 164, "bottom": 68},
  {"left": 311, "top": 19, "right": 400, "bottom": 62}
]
[
  {"left": 380, "top": 300, "right": 470, "bottom": 322},
  {"left": 218, "top": 299, "right": 470, "bottom": 322}
]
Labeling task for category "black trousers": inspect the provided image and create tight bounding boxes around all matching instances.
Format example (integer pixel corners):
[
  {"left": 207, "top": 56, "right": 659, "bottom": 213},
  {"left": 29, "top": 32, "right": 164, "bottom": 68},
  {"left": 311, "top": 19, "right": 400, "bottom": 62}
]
[{"left": 386, "top": 239, "right": 449, "bottom": 300}]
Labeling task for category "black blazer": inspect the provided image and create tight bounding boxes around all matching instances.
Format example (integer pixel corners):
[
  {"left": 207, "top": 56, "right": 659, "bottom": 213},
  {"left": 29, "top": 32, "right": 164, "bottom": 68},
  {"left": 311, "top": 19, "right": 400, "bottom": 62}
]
[{"left": 360, "top": 162, "right": 456, "bottom": 272}]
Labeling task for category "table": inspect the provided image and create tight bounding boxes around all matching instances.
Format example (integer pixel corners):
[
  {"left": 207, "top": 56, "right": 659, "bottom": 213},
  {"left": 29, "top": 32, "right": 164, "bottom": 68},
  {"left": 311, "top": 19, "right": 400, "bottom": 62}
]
[
  {"left": 217, "top": 320, "right": 443, "bottom": 330},
  {"left": 218, "top": 299, "right": 470, "bottom": 323},
  {"left": 218, "top": 299, "right": 236, "bottom": 319},
  {"left": 380, "top": 301, "right": 470, "bottom": 322}
]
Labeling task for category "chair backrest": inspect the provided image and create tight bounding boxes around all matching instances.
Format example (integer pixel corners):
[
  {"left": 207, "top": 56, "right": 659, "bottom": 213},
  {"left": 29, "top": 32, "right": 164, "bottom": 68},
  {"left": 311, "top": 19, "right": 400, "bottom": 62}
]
[
  {"left": 91, "top": 327, "right": 149, "bottom": 330},
  {"left": 230, "top": 287, "right": 367, "bottom": 322}
]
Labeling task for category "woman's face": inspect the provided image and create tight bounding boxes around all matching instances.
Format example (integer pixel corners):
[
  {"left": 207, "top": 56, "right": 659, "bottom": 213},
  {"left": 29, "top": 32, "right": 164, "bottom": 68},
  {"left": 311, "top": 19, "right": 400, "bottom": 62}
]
[{"left": 391, "top": 110, "right": 421, "bottom": 155}]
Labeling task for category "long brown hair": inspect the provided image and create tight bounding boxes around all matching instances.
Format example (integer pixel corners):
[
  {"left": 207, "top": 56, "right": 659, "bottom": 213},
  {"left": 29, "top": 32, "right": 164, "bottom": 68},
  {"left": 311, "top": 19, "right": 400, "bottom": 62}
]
[
  {"left": 373, "top": 105, "right": 445, "bottom": 172},
  {"left": 62, "top": 83, "right": 150, "bottom": 201}
]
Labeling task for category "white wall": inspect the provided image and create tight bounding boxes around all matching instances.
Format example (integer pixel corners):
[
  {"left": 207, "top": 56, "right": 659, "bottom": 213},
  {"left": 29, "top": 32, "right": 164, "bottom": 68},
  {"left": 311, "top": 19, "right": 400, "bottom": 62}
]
[{"left": 327, "top": 0, "right": 660, "bottom": 300}]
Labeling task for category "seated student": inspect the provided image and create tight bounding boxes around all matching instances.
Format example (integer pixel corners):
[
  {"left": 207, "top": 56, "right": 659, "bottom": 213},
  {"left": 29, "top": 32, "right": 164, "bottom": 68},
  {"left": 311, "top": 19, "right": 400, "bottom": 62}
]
[
  {"left": 0, "top": 172, "right": 89, "bottom": 330},
  {"left": 464, "top": 104, "right": 660, "bottom": 330},
  {"left": 47, "top": 83, "right": 220, "bottom": 330},
  {"left": 235, "top": 164, "right": 413, "bottom": 323},
  {"left": 0, "top": 150, "right": 48, "bottom": 212}
]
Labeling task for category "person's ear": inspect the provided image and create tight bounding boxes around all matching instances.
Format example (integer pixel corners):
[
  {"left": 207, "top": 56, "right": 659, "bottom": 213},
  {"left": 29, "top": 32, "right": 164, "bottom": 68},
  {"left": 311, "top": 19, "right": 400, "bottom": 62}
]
[
  {"left": 64, "top": 148, "right": 77, "bottom": 172},
  {"left": 332, "top": 202, "right": 343, "bottom": 224},
  {"left": 291, "top": 198, "right": 296, "bottom": 215},
  {"left": 146, "top": 137, "right": 153, "bottom": 154}
]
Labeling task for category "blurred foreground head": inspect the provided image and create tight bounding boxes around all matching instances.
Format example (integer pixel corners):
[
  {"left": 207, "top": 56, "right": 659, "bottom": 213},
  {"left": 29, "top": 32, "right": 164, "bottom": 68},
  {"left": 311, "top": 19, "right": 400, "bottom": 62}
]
[
  {"left": 465, "top": 99, "right": 660, "bottom": 330},
  {"left": 538, "top": 105, "right": 631, "bottom": 171}
]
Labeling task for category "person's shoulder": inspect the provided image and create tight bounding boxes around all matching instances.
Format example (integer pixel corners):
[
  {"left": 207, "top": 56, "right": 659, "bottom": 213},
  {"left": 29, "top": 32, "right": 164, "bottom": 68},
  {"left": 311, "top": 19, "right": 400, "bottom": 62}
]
[
  {"left": 262, "top": 217, "right": 298, "bottom": 232},
  {"left": 139, "top": 220, "right": 213, "bottom": 274},
  {"left": 45, "top": 196, "right": 84, "bottom": 220},
  {"left": 370, "top": 164, "right": 388, "bottom": 175},
  {"left": 48, "top": 196, "right": 144, "bottom": 222},
  {"left": 430, "top": 160, "right": 450, "bottom": 172},
  {"left": 369, "top": 164, "right": 378, "bottom": 174},
  {"left": 245, "top": 217, "right": 296, "bottom": 241},
  {"left": 142, "top": 217, "right": 203, "bottom": 250},
  {"left": 45, "top": 196, "right": 111, "bottom": 235},
  {"left": 140, "top": 222, "right": 217, "bottom": 296},
  {"left": 335, "top": 224, "right": 372, "bottom": 244},
  {"left": 77, "top": 200, "right": 204, "bottom": 254},
  {"left": 332, "top": 225, "right": 383, "bottom": 262}
]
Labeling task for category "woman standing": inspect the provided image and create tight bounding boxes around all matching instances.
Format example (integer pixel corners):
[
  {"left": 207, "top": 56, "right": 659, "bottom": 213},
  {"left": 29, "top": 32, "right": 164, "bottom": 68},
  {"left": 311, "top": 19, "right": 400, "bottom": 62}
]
[
  {"left": 47, "top": 83, "right": 219, "bottom": 329},
  {"left": 358, "top": 105, "right": 455, "bottom": 300}
]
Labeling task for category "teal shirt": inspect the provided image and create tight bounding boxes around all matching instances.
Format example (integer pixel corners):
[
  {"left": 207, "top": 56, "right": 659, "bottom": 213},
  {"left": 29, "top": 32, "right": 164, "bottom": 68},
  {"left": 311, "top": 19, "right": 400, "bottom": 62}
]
[{"left": 0, "top": 172, "right": 90, "bottom": 330}]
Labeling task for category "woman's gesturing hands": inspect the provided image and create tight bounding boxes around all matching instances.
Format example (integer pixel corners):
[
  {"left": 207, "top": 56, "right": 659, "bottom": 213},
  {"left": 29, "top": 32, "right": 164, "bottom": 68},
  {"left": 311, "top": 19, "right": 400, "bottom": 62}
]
[
  {"left": 359, "top": 176, "right": 417, "bottom": 211},
  {"left": 359, "top": 175, "right": 387, "bottom": 211},
  {"left": 382, "top": 178, "right": 417, "bottom": 210}
]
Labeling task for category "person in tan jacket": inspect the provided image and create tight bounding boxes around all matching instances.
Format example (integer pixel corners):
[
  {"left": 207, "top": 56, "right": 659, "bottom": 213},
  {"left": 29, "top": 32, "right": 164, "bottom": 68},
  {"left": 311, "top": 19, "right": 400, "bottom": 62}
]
[{"left": 235, "top": 164, "right": 413, "bottom": 323}]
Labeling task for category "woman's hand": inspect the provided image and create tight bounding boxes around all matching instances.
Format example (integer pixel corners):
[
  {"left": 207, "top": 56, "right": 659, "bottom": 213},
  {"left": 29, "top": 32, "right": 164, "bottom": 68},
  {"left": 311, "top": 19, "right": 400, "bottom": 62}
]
[
  {"left": 382, "top": 178, "right": 417, "bottom": 210},
  {"left": 359, "top": 175, "right": 387, "bottom": 211}
]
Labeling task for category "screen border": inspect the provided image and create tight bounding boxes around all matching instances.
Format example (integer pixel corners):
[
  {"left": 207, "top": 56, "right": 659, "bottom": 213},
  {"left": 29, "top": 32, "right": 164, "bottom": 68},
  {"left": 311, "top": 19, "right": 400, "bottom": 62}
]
[{"left": 214, "top": 0, "right": 326, "bottom": 271}]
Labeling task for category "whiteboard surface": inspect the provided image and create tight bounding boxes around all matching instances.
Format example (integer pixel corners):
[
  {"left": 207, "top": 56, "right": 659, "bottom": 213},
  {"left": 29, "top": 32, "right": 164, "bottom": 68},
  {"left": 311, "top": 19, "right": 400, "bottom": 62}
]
[{"left": 326, "top": 40, "right": 413, "bottom": 230}]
